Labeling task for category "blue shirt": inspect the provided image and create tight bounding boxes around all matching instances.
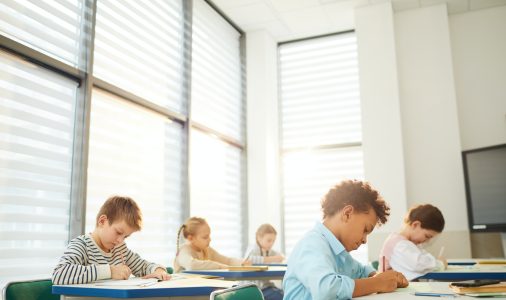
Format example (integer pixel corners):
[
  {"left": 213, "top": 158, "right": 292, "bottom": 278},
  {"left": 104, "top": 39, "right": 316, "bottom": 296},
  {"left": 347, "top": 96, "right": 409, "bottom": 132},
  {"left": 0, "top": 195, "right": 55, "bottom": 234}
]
[{"left": 283, "top": 222, "right": 375, "bottom": 300}]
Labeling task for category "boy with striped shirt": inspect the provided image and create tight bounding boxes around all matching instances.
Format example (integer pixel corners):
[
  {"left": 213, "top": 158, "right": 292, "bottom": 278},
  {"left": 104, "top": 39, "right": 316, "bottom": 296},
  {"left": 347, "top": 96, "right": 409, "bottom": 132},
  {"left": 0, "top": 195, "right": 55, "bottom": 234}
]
[{"left": 52, "top": 196, "right": 170, "bottom": 285}]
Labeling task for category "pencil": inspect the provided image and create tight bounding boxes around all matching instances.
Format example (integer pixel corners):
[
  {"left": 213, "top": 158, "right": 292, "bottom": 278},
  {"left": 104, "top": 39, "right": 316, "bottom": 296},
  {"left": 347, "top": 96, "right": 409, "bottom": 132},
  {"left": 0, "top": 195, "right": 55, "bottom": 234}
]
[
  {"left": 438, "top": 246, "right": 445, "bottom": 258},
  {"left": 382, "top": 256, "right": 385, "bottom": 272}
]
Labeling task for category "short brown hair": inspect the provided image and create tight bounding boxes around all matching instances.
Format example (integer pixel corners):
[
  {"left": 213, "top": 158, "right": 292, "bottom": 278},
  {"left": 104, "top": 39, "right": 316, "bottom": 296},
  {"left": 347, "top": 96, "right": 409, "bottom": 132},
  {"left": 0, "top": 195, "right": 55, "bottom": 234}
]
[
  {"left": 321, "top": 180, "right": 390, "bottom": 225},
  {"left": 405, "top": 204, "right": 445, "bottom": 232},
  {"left": 96, "top": 196, "right": 142, "bottom": 231}
]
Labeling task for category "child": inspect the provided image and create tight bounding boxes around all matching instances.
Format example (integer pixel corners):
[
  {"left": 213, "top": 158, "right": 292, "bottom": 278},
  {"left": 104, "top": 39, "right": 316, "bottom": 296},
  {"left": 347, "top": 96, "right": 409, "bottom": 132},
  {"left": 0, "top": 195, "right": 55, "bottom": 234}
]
[
  {"left": 283, "top": 180, "right": 409, "bottom": 300},
  {"left": 174, "top": 217, "right": 250, "bottom": 273},
  {"left": 379, "top": 204, "right": 446, "bottom": 280},
  {"left": 244, "top": 223, "right": 284, "bottom": 300},
  {"left": 52, "top": 196, "right": 170, "bottom": 285}
]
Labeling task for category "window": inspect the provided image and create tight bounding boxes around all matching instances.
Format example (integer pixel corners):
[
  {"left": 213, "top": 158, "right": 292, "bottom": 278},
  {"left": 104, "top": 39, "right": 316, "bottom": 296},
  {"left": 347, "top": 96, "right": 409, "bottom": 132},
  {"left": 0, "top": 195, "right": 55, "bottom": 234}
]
[
  {"left": 0, "top": 0, "right": 87, "bottom": 68},
  {"left": 279, "top": 33, "right": 367, "bottom": 262},
  {"left": 85, "top": 89, "right": 184, "bottom": 265},
  {"left": 0, "top": 0, "right": 246, "bottom": 283},
  {"left": 93, "top": 0, "right": 185, "bottom": 112},
  {"left": 0, "top": 51, "right": 78, "bottom": 281},
  {"left": 190, "top": 0, "right": 245, "bottom": 257}
]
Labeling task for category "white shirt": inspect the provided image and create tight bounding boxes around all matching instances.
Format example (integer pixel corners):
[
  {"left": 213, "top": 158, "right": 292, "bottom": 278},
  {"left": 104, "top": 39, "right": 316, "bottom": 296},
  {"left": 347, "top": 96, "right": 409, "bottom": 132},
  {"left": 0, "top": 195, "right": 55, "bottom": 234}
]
[{"left": 390, "top": 239, "right": 444, "bottom": 280}]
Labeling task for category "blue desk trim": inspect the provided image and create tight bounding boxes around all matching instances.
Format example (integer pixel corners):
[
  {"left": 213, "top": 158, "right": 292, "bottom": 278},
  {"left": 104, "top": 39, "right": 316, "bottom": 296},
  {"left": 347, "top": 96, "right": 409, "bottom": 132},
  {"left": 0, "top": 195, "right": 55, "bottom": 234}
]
[
  {"left": 183, "top": 269, "right": 285, "bottom": 279},
  {"left": 52, "top": 285, "right": 216, "bottom": 298},
  {"left": 447, "top": 262, "right": 476, "bottom": 266},
  {"left": 418, "top": 272, "right": 506, "bottom": 280}
]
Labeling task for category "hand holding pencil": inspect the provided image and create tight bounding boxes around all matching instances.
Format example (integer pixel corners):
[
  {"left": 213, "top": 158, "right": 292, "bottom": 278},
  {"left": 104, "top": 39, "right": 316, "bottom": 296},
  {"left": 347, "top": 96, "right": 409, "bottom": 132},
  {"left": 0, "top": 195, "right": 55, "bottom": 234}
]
[{"left": 111, "top": 251, "right": 132, "bottom": 280}]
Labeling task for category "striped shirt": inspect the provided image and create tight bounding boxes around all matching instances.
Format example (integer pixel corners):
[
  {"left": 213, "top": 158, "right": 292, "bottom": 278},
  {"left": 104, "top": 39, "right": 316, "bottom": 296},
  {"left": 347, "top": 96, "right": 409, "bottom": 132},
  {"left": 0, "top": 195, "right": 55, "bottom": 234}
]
[{"left": 52, "top": 234, "right": 164, "bottom": 285}]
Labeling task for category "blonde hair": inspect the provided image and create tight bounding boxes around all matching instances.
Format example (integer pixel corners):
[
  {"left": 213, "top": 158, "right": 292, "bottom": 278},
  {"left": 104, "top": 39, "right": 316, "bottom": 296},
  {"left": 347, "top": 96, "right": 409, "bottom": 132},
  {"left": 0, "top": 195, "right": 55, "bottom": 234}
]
[
  {"left": 256, "top": 223, "right": 277, "bottom": 248},
  {"left": 176, "top": 217, "right": 208, "bottom": 253},
  {"left": 96, "top": 195, "right": 142, "bottom": 231}
]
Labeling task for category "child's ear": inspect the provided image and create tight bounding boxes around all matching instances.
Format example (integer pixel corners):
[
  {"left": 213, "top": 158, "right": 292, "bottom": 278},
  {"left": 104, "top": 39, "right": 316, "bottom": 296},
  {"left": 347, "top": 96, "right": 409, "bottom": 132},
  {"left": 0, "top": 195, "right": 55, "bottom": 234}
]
[
  {"left": 97, "top": 214, "right": 108, "bottom": 226},
  {"left": 187, "top": 234, "right": 194, "bottom": 241},
  {"left": 342, "top": 205, "right": 354, "bottom": 222},
  {"left": 411, "top": 220, "right": 422, "bottom": 228}
]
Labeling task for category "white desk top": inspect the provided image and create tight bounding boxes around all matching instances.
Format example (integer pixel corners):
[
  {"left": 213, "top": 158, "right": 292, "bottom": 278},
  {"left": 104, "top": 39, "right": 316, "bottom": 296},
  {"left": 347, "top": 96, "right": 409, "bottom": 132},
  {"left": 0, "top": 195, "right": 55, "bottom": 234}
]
[{"left": 359, "top": 282, "right": 475, "bottom": 299}]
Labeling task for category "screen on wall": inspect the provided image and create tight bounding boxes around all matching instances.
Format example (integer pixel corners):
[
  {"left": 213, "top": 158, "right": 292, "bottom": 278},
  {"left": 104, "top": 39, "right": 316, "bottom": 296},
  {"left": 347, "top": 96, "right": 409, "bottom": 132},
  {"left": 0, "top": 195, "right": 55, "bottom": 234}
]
[{"left": 462, "top": 144, "right": 506, "bottom": 232}]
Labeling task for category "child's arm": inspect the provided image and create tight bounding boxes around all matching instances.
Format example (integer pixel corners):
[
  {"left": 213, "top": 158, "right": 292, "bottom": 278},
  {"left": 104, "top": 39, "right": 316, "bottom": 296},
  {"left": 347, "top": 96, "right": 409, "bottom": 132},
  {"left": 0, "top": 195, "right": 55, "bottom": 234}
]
[
  {"left": 118, "top": 245, "right": 165, "bottom": 277},
  {"left": 208, "top": 247, "right": 243, "bottom": 266},
  {"left": 176, "top": 246, "right": 228, "bottom": 270},
  {"left": 52, "top": 238, "right": 108, "bottom": 285},
  {"left": 391, "top": 240, "right": 440, "bottom": 273}
]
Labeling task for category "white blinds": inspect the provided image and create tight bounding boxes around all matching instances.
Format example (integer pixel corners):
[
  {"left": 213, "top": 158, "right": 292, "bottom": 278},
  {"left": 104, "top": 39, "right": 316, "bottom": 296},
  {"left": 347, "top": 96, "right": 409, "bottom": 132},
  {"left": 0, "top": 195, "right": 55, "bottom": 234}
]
[
  {"left": 191, "top": 0, "right": 244, "bottom": 142},
  {"left": 0, "top": 51, "right": 77, "bottom": 281},
  {"left": 279, "top": 33, "right": 367, "bottom": 263},
  {"left": 93, "top": 0, "right": 185, "bottom": 113},
  {"left": 85, "top": 89, "right": 184, "bottom": 265},
  {"left": 190, "top": 129, "right": 244, "bottom": 258},
  {"left": 0, "top": 0, "right": 87, "bottom": 67},
  {"left": 189, "top": 0, "right": 245, "bottom": 258},
  {"left": 280, "top": 34, "right": 362, "bottom": 149}
]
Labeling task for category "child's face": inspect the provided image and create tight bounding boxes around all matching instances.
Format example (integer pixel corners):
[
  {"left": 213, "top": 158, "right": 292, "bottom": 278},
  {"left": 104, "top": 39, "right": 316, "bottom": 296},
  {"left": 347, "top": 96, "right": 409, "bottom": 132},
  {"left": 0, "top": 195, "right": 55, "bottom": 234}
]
[
  {"left": 258, "top": 233, "right": 276, "bottom": 251},
  {"left": 408, "top": 221, "right": 439, "bottom": 245},
  {"left": 96, "top": 215, "right": 136, "bottom": 252},
  {"left": 340, "top": 207, "right": 377, "bottom": 252},
  {"left": 188, "top": 224, "right": 211, "bottom": 251}
]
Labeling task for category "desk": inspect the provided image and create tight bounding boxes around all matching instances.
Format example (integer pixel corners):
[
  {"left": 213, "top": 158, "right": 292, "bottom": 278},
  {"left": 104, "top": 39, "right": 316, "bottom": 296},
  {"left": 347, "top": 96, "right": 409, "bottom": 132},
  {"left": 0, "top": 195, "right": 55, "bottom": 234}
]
[
  {"left": 418, "top": 264, "right": 506, "bottom": 281},
  {"left": 360, "top": 282, "right": 475, "bottom": 299},
  {"left": 182, "top": 266, "right": 286, "bottom": 281},
  {"left": 52, "top": 277, "right": 235, "bottom": 299}
]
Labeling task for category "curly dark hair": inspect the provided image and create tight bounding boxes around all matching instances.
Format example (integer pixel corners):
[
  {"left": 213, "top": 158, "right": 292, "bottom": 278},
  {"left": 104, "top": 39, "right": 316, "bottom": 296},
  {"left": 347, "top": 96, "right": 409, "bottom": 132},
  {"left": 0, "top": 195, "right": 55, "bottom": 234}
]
[
  {"left": 405, "top": 204, "right": 445, "bottom": 232},
  {"left": 321, "top": 179, "right": 390, "bottom": 225}
]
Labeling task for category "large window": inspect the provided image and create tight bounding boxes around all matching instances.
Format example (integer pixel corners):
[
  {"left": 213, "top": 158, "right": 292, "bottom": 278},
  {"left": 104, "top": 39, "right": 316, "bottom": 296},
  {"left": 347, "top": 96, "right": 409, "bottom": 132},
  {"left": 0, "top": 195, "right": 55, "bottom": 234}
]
[
  {"left": 0, "top": 51, "right": 78, "bottom": 281},
  {"left": 0, "top": 0, "right": 245, "bottom": 284},
  {"left": 279, "top": 33, "right": 367, "bottom": 262},
  {"left": 190, "top": 0, "right": 245, "bottom": 258}
]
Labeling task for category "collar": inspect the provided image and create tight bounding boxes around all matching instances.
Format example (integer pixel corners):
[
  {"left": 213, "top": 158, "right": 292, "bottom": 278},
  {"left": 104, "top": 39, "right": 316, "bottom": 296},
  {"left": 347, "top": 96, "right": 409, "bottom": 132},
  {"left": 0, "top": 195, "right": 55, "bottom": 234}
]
[{"left": 315, "top": 221, "right": 346, "bottom": 256}]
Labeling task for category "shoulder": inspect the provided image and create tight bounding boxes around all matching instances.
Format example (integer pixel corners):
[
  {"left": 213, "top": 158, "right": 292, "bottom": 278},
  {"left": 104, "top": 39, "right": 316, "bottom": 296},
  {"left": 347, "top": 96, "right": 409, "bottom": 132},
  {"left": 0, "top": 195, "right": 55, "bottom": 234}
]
[{"left": 394, "top": 239, "right": 419, "bottom": 252}]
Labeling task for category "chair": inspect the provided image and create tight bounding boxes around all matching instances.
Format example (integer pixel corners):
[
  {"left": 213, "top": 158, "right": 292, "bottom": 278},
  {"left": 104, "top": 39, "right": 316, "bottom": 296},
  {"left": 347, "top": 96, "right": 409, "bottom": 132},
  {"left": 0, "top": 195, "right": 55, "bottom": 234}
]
[
  {"left": 3, "top": 279, "right": 59, "bottom": 300},
  {"left": 210, "top": 283, "right": 264, "bottom": 300},
  {"left": 371, "top": 260, "right": 379, "bottom": 271}
]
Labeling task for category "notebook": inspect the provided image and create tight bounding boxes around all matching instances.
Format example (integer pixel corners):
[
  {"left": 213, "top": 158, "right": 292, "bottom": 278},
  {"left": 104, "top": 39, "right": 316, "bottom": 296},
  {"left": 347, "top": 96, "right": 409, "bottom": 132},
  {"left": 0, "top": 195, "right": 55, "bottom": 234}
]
[
  {"left": 450, "top": 282, "right": 506, "bottom": 294},
  {"left": 227, "top": 265, "right": 268, "bottom": 271}
]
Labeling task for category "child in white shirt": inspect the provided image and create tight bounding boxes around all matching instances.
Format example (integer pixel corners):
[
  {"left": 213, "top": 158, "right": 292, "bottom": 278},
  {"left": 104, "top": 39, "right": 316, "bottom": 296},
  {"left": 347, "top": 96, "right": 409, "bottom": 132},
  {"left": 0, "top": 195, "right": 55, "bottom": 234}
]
[
  {"left": 379, "top": 204, "right": 447, "bottom": 280},
  {"left": 244, "top": 224, "right": 284, "bottom": 300},
  {"left": 174, "top": 217, "right": 250, "bottom": 273}
]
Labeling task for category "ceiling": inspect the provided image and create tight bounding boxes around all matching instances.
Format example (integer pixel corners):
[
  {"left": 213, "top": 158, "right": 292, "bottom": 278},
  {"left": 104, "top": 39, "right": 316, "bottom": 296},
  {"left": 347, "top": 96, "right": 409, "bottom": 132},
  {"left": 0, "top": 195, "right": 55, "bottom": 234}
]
[{"left": 211, "top": 0, "right": 506, "bottom": 42}]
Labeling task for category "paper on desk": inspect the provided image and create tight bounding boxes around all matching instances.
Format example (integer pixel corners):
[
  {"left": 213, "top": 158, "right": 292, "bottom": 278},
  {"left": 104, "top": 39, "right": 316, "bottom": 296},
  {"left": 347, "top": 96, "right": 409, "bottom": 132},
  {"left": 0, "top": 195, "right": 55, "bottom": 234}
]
[
  {"left": 395, "top": 282, "right": 432, "bottom": 293},
  {"left": 154, "top": 277, "right": 236, "bottom": 289},
  {"left": 95, "top": 278, "right": 158, "bottom": 286}
]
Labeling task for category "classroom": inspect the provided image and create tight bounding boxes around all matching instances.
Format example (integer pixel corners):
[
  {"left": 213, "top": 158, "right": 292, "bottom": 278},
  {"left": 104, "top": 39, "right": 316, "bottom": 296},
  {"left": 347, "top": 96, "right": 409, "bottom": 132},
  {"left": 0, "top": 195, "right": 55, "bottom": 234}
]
[{"left": 1, "top": 0, "right": 505, "bottom": 299}]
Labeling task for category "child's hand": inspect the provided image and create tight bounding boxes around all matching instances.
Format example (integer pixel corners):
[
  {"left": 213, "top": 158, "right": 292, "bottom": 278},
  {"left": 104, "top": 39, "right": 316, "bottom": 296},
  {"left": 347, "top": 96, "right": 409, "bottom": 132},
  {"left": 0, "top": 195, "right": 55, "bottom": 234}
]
[
  {"left": 142, "top": 268, "right": 171, "bottom": 281},
  {"left": 266, "top": 255, "right": 284, "bottom": 263},
  {"left": 241, "top": 259, "right": 252, "bottom": 266},
  {"left": 110, "top": 264, "right": 132, "bottom": 280},
  {"left": 373, "top": 270, "right": 408, "bottom": 292},
  {"left": 438, "top": 256, "right": 448, "bottom": 269}
]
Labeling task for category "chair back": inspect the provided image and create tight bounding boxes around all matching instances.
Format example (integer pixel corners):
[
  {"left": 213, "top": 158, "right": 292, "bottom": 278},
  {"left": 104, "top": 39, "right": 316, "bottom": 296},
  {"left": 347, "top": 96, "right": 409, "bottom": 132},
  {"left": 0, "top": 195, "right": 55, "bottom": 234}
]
[
  {"left": 3, "top": 279, "right": 59, "bottom": 300},
  {"left": 210, "top": 283, "right": 264, "bottom": 300}
]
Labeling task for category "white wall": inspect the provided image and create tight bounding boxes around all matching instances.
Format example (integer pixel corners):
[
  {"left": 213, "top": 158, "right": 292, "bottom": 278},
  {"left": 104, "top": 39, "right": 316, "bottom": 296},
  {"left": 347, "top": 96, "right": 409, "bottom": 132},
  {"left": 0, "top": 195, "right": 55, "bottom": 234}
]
[
  {"left": 354, "top": 2, "right": 409, "bottom": 260},
  {"left": 245, "top": 30, "right": 283, "bottom": 251},
  {"left": 394, "top": 3, "right": 471, "bottom": 257},
  {"left": 449, "top": 6, "right": 506, "bottom": 150}
]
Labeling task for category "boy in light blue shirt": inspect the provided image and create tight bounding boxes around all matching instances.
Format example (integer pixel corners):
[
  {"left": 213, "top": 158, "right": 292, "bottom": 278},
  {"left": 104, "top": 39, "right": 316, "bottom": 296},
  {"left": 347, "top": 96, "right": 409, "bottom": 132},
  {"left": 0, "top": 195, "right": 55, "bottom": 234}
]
[{"left": 283, "top": 180, "right": 408, "bottom": 300}]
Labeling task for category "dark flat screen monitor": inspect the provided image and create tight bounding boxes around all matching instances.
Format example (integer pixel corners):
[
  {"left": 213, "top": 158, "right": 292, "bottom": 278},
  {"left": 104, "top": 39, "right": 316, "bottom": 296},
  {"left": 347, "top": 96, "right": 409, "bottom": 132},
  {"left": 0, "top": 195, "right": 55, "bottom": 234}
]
[{"left": 462, "top": 144, "right": 506, "bottom": 232}]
